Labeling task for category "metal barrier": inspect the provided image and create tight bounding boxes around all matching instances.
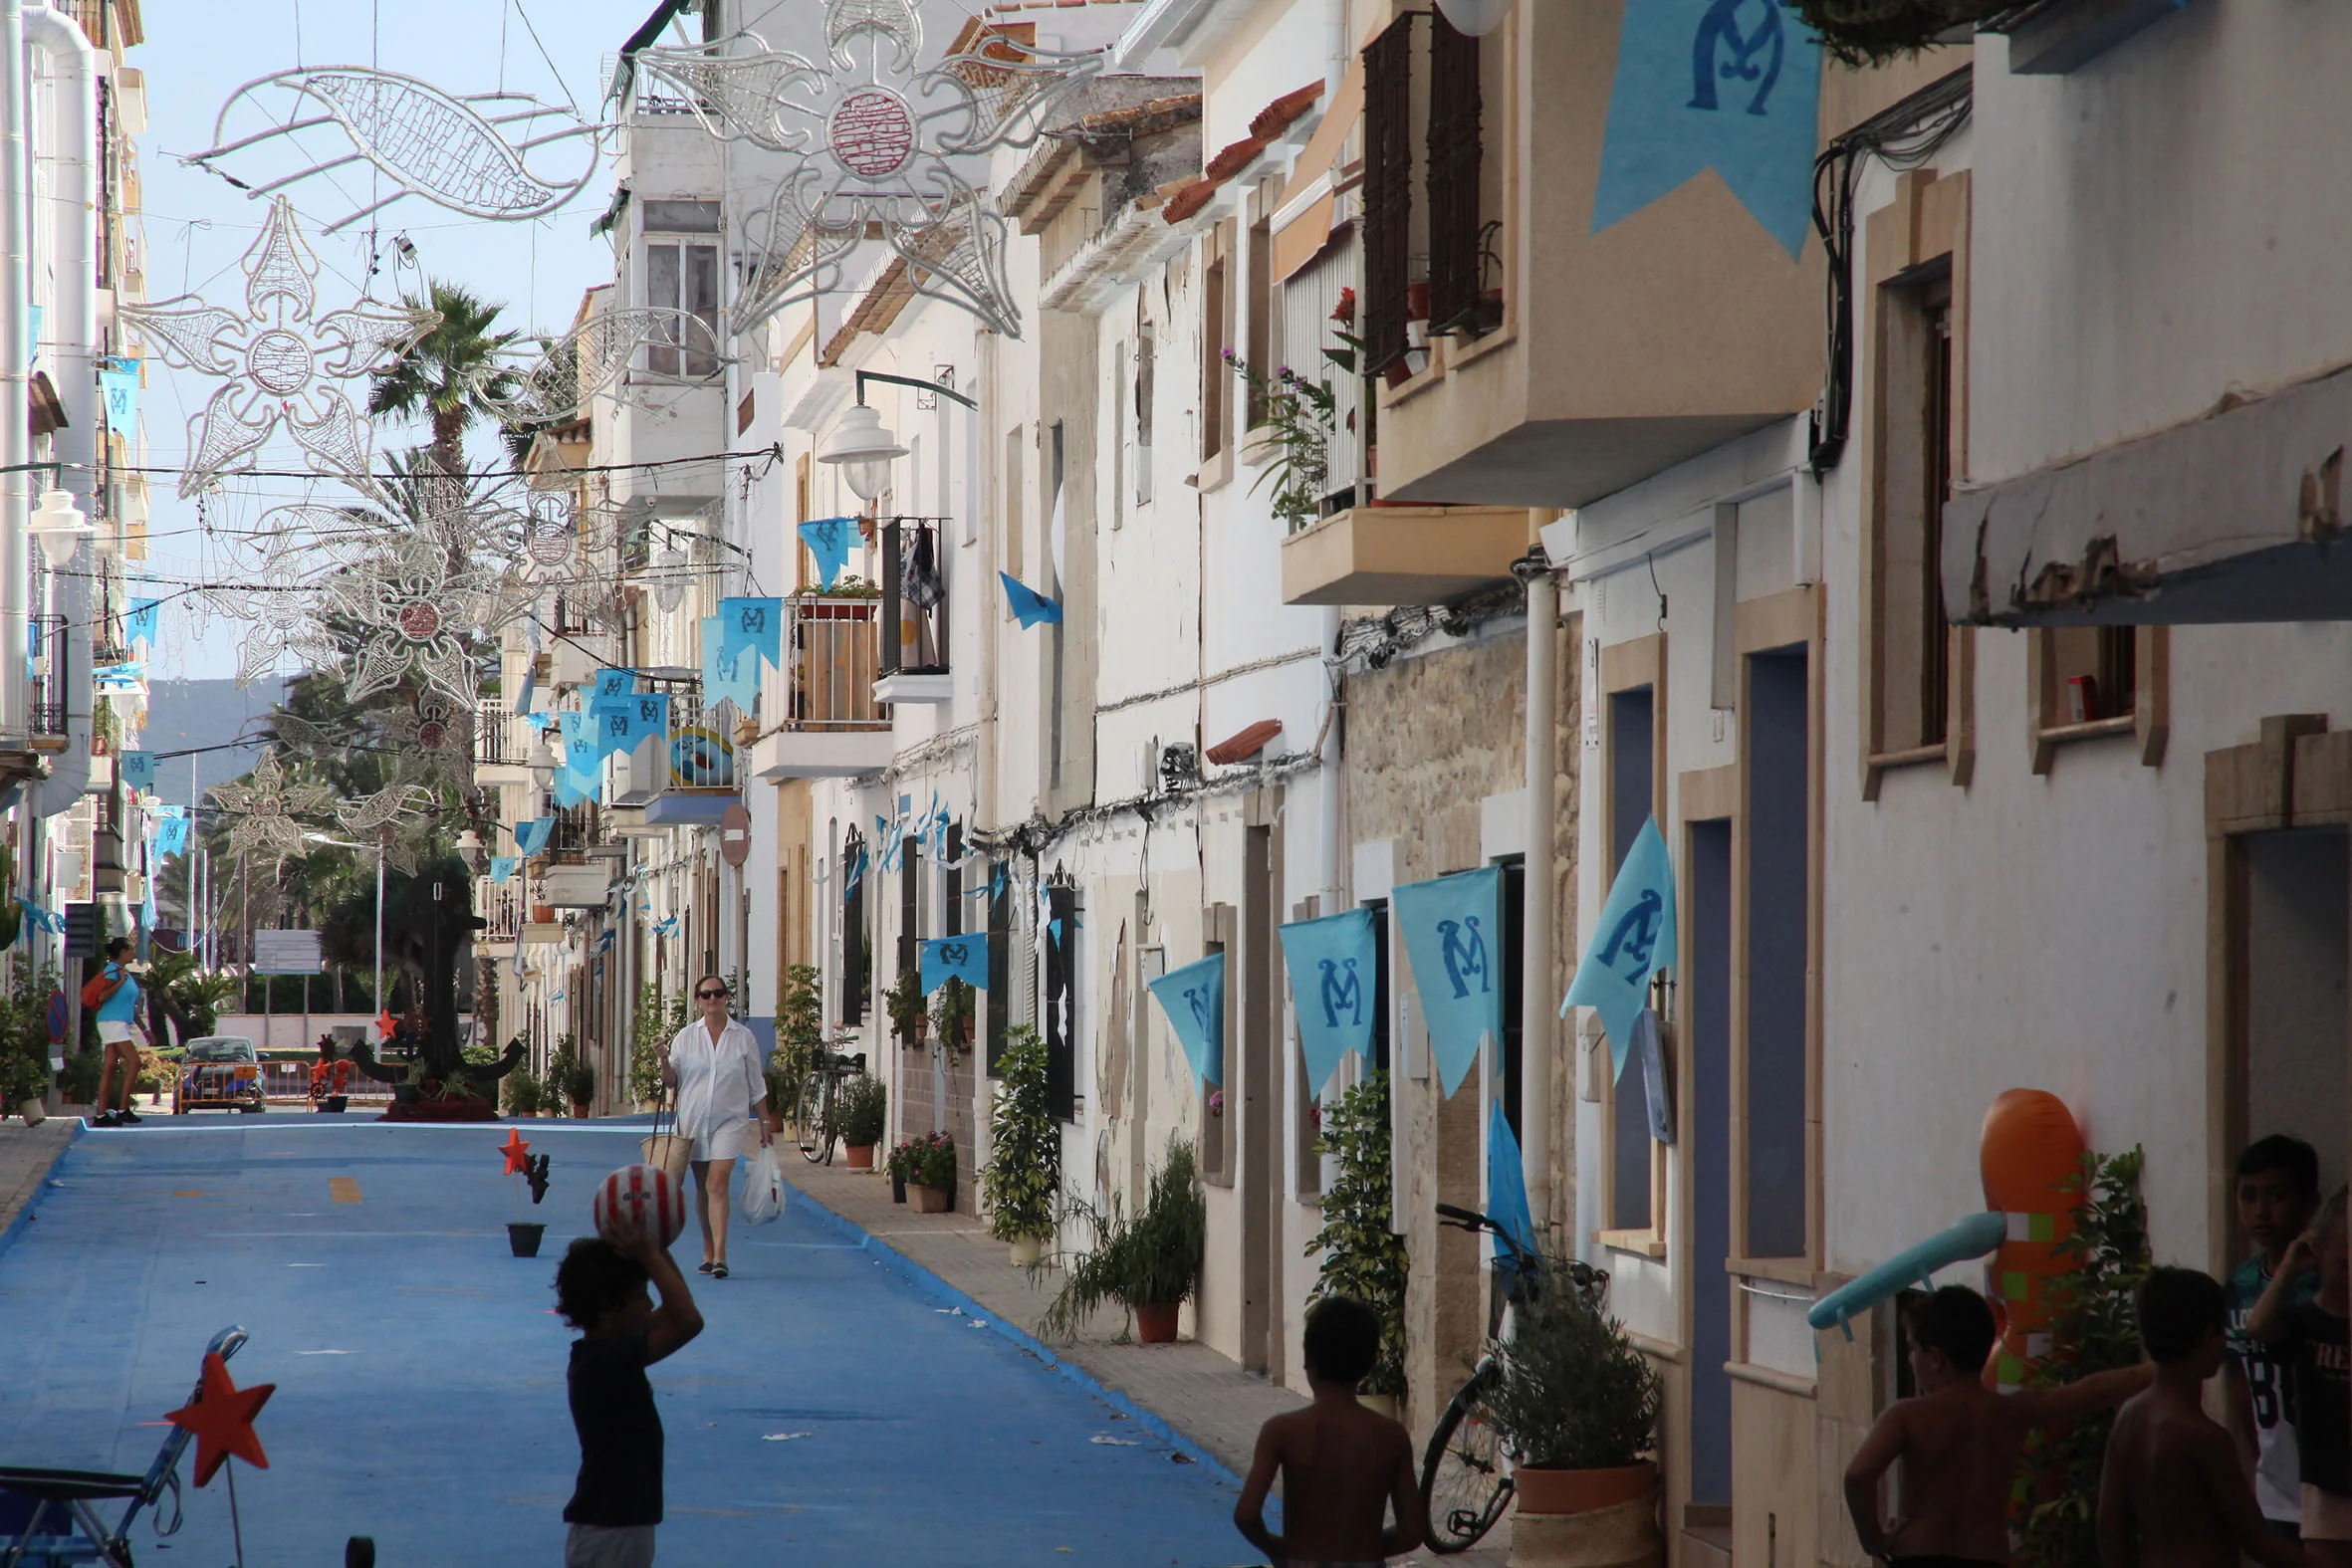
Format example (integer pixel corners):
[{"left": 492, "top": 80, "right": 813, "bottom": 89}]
[{"left": 259, "top": 1063, "right": 393, "bottom": 1103}]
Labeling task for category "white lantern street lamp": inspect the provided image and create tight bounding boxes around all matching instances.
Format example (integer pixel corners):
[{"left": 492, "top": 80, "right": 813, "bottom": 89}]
[
  {"left": 818, "top": 400, "right": 907, "bottom": 504},
  {"left": 652, "top": 543, "right": 688, "bottom": 613},
  {"left": 1434, "top": 0, "right": 1513, "bottom": 35},
  {"left": 28, "top": 488, "right": 91, "bottom": 569},
  {"left": 527, "top": 729, "right": 558, "bottom": 790}
]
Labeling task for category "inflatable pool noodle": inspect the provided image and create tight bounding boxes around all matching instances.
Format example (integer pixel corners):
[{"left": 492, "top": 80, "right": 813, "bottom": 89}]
[{"left": 1808, "top": 1211, "right": 2006, "bottom": 1337}]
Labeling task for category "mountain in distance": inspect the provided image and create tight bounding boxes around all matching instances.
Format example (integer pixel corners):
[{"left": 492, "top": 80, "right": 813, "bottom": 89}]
[{"left": 136, "top": 677, "right": 286, "bottom": 808}]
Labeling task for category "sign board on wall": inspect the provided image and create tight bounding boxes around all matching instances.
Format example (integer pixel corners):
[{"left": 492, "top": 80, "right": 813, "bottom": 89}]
[{"left": 252, "top": 929, "right": 324, "bottom": 975}]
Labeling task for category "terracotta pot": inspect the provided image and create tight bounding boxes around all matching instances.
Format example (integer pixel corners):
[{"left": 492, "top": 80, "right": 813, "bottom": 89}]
[
  {"left": 1009, "top": 1234, "right": 1043, "bottom": 1267},
  {"left": 1512, "top": 1461, "right": 1656, "bottom": 1516},
  {"left": 571, "top": 1101, "right": 590, "bottom": 1119},
  {"left": 1133, "top": 1302, "right": 1180, "bottom": 1344},
  {"left": 1407, "top": 281, "right": 1431, "bottom": 321},
  {"left": 530, "top": 904, "right": 555, "bottom": 924},
  {"left": 909, "top": 1180, "right": 950, "bottom": 1214},
  {"left": 844, "top": 1143, "right": 875, "bottom": 1170}
]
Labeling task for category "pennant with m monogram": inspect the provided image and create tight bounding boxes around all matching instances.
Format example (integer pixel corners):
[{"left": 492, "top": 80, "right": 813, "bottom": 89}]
[
  {"left": 999, "top": 571, "right": 1062, "bottom": 629},
  {"left": 152, "top": 810, "right": 189, "bottom": 857},
  {"left": 718, "top": 597, "right": 783, "bottom": 671},
  {"left": 1148, "top": 951, "right": 1225, "bottom": 1087},
  {"left": 119, "top": 750, "right": 155, "bottom": 793},
  {"left": 1563, "top": 814, "right": 1679, "bottom": 1083},
  {"left": 124, "top": 597, "right": 160, "bottom": 650},
  {"left": 514, "top": 817, "right": 555, "bottom": 856},
  {"left": 99, "top": 358, "right": 140, "bottom": 433},
  {"left": 799, "top": 517, "right": 854, "bottom": 589},
  {"left": 919, "top": 935, "right": 988, "bottom": 996},
  {"left": 588, "top": 668, "right": 637, "bottom": 716},
  {"left": 701, "top": 616, "right": 760, "bottom": 714},
  {"left": 1393, "top": 864, "right": 1503, "bottom": 1098},
  {"left": 489, "top": 856, "right": 518, "bottom": 884},
  {"left": 1278, "top": 907, "right": 1377, "bottom": 1100}
]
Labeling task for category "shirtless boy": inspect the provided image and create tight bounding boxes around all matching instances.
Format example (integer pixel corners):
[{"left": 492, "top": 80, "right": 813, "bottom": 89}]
[
  {"left": 1235, "top": 1297, "right": 1421, "bottom": 1568},
  {"left": 1844, "top": 1284, "right": 2150, "bottom": 1567},
  {"left": 2099, "top": 1265, "right": 2318, "bottom": 1568}
]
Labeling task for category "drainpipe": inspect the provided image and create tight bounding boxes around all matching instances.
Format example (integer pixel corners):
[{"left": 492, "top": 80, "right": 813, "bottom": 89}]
[
  {"left": 1517, "top": 547, "right": 1556, "bottom": 1233},
  {"left": 1318, "top": 604, "right": 1342, "bottom": 906},
  {"left": 26, "top": 3, "right": 97, "bottom": 820},
  {"left": 0, "top": 0, "right": 26, "bottom": 751}
]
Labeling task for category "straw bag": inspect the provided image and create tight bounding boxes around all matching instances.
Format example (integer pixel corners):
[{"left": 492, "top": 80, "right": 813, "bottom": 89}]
[{"left": 640, "top": 1093, "right": 692, "bottom": 1180}]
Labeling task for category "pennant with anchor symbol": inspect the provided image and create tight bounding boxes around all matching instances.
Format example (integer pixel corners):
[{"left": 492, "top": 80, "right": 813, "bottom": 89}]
[
  {"left": 1393, "top": 864, "right": 1503, "bottom": 1098},
  {"left": 1277, "top": 907, "right": 1377, "bottom": 1100},
  {"left": 1563, "top": 814, "right": 1679, "bottom": 1082}
]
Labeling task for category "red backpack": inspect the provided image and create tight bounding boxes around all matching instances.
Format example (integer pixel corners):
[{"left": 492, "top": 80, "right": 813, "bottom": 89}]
[{"left": 81, "top": 968, "right": 122, "bottom": 1010}]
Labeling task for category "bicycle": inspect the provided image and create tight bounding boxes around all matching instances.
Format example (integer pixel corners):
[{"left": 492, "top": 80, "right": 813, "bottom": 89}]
[
  {"left": 1418, "top": 1201, "right": 1609, "bottom": 1555},
  {"left": 795, "top": 1041, "right": 867, "bottom": 1166}
]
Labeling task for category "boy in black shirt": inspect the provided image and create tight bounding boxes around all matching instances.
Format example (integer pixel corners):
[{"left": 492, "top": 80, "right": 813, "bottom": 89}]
[
  {"left": 2253, "top": 1189, "right": 2352, "bottom": 1566},
  {"left": 554, "top": 1208, "right": 703, "bottom": 1568}
]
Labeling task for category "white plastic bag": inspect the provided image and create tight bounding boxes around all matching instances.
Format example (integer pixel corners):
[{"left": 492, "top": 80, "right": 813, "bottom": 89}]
[{"left": 741, "top": 1140, "right": 788, "bottom": 1226}]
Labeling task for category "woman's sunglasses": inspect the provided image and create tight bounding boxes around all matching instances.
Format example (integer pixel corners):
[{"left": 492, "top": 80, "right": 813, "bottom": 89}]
[{"left": 696, "top": 989, "right": 729, "bottom": 1001}]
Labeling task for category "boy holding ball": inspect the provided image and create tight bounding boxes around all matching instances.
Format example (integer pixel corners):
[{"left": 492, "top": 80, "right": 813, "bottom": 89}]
[{"left": 554, "top": 1204, "right": 703, "bottom": 1568}]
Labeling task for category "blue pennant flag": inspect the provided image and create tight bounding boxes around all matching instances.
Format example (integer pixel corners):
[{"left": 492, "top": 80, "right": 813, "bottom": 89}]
[
  {"left": 588, "top": 667, "right": 636, "bottom": 715},
  {"left": 920, "top": 935, "right": 988, "bottom": 996},
  {"left": 718, "top": 597, "right": 784, "bottom": 671},
  {"left": 1590, "top": 0, "right": 1824, "bottom": 259},
  {"left": 18, "top": 897, "right": 58, "bottom": 935},
  {"left": 1393, "top": 864, "right": 1503, "bottom": 1098},
  {"left": 843, "top": 843, "right": 868, "bottom": 894},
  {"left": 1279, "top": 907, "right": 1378, "bottom": 1099},
  {"left": 118, "top": 750, "right": 154, "bottom": 793},
  {"left": 1487, "top": 1097, "right": 1537, "bottom": 1269},
  {"left": 653, "top": 915, "right": 679, "bottom": 937},
  {"left": 1000, "top": 571, "right": 1062, "bottom": 629},
  {"left": 701, "top": 616, "right": 760, "bottom": 714},
  {"left": 124, "top": 597, "right": 159, "bottom": 650},
  {"left": 1147, "top": 951, "right": 1225, "bottom": 1087},
  {"left": 98, "top": 358, "right": 139, "bottom": 433},
  {"left": 512, "top": 658, "right": 538, "bottom": 717},
  {"left": 489, "top": 856, "right": 518, "bottom": 885},
  {"left": 799, "top": 517, "right": 855, "bottom": 589},
  {"left": 152, "top": 812, "right": 188, "bottom": 857},
  {"left": 515, "top": 818, "right": 555, "bottom": 856},
  {"left": 1563, "top": 815, "right": 1679, "bottom": 1082},
  {"left": 596, "top": 930, "right": 615, "bottom": 953}
]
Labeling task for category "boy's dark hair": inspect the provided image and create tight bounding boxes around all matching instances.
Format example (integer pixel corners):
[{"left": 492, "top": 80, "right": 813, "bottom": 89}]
[
  {"left": 2237, "top": 1135, "right": 2321, "bottom": 1202},
  {"left": 1301, "top": 1297, "right": 1380, "bottom": 1386},
  {"left": 1905, "top": 1285, "right": 1998, "bottom": 1374},
  {"left": 555, "top": 1237, "right": 648, "bottom": 1330},
  {"left": 2137, "top": 1265, "right": 2226, "bottom": 1364}
]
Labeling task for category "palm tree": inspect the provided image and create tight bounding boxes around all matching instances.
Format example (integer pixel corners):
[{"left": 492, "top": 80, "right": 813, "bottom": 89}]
[{"left": 364, "top": 280, "right": 522, "bottom": 479}]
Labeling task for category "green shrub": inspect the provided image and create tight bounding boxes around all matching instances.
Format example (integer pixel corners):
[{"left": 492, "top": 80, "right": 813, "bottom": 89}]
[
  {"left": 629, "top": 984, "right": 688, "bottom": 1107},
  {"left": 982, "top": 1027, "right": 1058, "bottom": 1242},
  {"left": 58, "top": 1047, "right": 103, "bottom": 1106},
  {"left": 1036, "top": 1140, "right": 1207, "bottom": 1342},
  {"left": 1305, "top": 1071, "right": 1409, "bottom": 1396},
  {"left": 1484, "top": 1282, "right": 1661, "bottom": 1470},
  {"left": 836, "top": 1073, "right": 886, "bottom": 1147},
  {"left": 503, "top": 1066, "right": 542, "bottom": 1117}
]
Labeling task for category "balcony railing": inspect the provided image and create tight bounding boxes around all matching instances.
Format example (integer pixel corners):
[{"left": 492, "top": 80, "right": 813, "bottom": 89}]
[
  {"left": 879, "top": 520, "right": 950, "bottom": 678},
  {"left": 475, "top": 700, "right": 521, "bottom": 768},
  {"left": 659, "top": 689, "right": 736, "bottom": 790},
  {"left": 477, "top": 882, "right": 523, "bottom": 942},
  {"left": 783, "top": 596, "right": 891, "bottom": 732},
  {"left": 549, "top": 802, "right": 603, "bottom": 857},
  {"left": 29, "top": 614, "right": 68, "bottom": 746}
]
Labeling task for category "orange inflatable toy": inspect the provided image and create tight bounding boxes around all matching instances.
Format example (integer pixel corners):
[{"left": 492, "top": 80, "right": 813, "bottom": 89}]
[{"left": 1978, "top": 1089, "right": 2087, "bottom": 1391}]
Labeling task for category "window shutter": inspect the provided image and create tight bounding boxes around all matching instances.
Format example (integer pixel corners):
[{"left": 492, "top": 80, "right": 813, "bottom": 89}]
[
  {"left": 1361, "top": 15, "right": 1415, "bottom": 376},
  {"left": 1426, "top": 13, "right": 1483, "bottom": 334}
]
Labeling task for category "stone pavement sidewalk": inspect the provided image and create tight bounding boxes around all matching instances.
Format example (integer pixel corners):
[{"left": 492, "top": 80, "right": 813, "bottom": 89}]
[
  {"left": 777, "top": 1157, "right": 1512, "bottom": 1567},
  {"left": 0, "top": 1117, "right": 76, "bottom": 1243}
]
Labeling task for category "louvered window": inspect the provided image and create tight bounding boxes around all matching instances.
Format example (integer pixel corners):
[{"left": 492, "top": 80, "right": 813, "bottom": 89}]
[
  {"left": 1426, "top": 12, "right": 1484, "bottom": 335},
  {"left": 1361, "top": 15, "right": 1415, "bottom": 376}
]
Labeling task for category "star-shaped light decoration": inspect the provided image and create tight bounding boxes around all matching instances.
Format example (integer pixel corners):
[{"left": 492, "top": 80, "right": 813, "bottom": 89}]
[
  {"left": 632, "top": 0, "right": 1102, "bottom": 338},
  {"left": 121, "top": 197, "right": 439, "bottom": 497},
  {"left": 319, "top": 525, "right": 524, "bottom": 709},
  {"left": 209, "top": 748, "right": 338, "bottom": 866},
  {"left": 164, "top": 1351, "right": 275, "bottom": 1487},
  {"left": 214, "top": 533, "right": 344, "bottom": 691},
  {"left": 499, "top": 1127, "right": 532, "bottom": 1175}
]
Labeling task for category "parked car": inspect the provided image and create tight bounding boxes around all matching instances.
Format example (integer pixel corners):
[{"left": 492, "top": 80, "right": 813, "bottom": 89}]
[{"left": 174, "top": 1036, "right": 265, "bottom": 1115}]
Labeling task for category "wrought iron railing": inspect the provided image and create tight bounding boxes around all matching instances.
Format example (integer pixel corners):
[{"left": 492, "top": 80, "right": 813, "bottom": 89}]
[
  {"left": 474, "top": 700, "right": 522, "bottom": 768},
  {"left": 477, "top": 881, "right": 524, "bottom": 942},
  {"left": 784, "top": 596, "right": 891, "bottom": 732},
  {"left": 1361, "top": 14, "right": 1416, "bottom": 376},
  {"left": 29, "top": 614, "right": 68, "bottom": 742},
  {"left": 549, "top": 802, "right": 602, "bottom": 856},
  {"left": 879, "top": 520, "right": 951, "bottom": 678}
]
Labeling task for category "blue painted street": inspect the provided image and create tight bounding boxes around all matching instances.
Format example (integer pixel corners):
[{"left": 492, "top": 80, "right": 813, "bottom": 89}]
[{"left": 0, "top": 1122, "right": 1252, "bottom": 1566}]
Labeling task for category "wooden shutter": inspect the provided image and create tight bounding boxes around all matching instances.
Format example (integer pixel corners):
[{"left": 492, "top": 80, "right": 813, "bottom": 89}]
[{"left": 1361, "top": 15, "right": 1415, "bottom": 375}]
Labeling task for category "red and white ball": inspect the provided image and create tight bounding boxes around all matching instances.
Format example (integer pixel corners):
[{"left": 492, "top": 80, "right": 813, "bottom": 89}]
[{"left": 592, "top": 1165, "right": 687, "bottom": 1249}]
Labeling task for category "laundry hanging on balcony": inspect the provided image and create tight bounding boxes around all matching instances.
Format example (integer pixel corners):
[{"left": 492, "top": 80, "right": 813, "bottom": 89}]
[
  {"left": 1278, "top": 906, "right": 1377, "bottom": 1098},
  {"left": 1562, "top": 814, "right": 1677, "bottom": 1082},
  {"left": 1148, "top": 951, "right": 1225, "bottom": 1087},
  {"left": 1590, "top": 0, "right": 1823, "bottom": 258},
  {"left": 999, "top": 571, "right": 1062, "bottom": 629},
  {"left": 1392, "top": 865, "right": 1503, "bottom": 1097},
  {"left": 798, "top": 518, "right": 855, "bottom": 589}
]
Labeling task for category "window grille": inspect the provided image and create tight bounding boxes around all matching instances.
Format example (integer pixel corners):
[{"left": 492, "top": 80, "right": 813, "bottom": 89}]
[{"left": 1361, "top": 15, "right": 1416, "bottom": 375}]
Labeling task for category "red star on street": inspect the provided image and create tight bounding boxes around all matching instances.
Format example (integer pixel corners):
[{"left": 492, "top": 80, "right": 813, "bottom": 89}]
[
  {"left": 499, "top": 1128, "right": 532, "bottom": 1176},
  {"left": 164, "top": 1353, "right": 274, "bottom": 1486}
]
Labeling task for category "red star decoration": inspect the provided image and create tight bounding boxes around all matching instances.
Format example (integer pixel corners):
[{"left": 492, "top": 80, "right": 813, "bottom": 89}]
[
  {"left": 164, "top": 1352, "right": 273, "bottom": 1486},
  {"left": 375, "top": 1008, "right": 397, "bottom": 1040},
  {"left": 499, "top": 1127, "right": 532, "bottom": 1176}
]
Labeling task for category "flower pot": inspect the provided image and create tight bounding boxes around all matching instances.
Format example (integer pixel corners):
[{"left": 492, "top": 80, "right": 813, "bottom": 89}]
[
  {"left": 845, "top": 1144, "right": 876, "bottom": 1170},
  {"left": 909, "top": 1181, "right": 950, "bottom": 1214},
  {"left": 891, "top": 1172, "right": 907, "bottom": 1203},
  {"left": 1133, "top": 1302, "right": 1180, "bottom": 1344},
  {"left": 571, "top": 1101, "right": 590, "bottom": 1119},
  {"left": 1009, "top": 1234, "right": 1043, "bottom": 1267},
  {"left": 530, "top": 904, "right": 555, "bottom": 924},
  {"left": 17, "top": 1101, "right": 43, "bottom": 1127},
  {"left": 1407, "top": 281, "right": 1431, "bottom": 321},
  {"left": 1508, "top": 1461, "right": 1660, "bottom": 1568},
  {"left": 507, "top": 1222, "right": 547, "bottom": 1258}
]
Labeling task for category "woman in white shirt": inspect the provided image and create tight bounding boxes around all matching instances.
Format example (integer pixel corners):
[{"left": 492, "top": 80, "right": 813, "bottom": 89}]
[{"left": 657, "top": 975, "right": 777, "bottom": 1278}]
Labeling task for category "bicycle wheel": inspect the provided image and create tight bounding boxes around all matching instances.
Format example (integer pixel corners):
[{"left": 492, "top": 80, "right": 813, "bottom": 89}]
[
  {"left": 797, "top": 1073, "right": 831, "bottom": 1164},
  {"left": 1421, "top": 1362, "right": 1512, "bottom": 1553}
]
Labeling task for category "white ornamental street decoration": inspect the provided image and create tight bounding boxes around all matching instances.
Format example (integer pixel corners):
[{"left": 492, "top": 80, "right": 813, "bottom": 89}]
[
  {"left": 190, "top": 69, "right": 603, "bottom": 233},
  {"left": 218, "top": 537, "right": 343, "bottom": 689},
  {"left": 476, "top": 306, "right": 732, "bottom": 426},
  {"left": 121, "top": 198, "right": 439, "bottom": 497},
  {"left": 321, "top": 525, "right": 523, "bottom": 708},
  {"left": 630, "top": 0, "right": 1103, "bottom": 338},
  {"left": 209, "top": 748, "right": 339, "bottom": 866}
]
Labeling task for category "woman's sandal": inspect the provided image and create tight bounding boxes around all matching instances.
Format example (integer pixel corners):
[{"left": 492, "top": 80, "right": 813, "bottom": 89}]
[
  {"left": 696, "top": 1260, "right": 715, "bottom": 1275},
  {"left": 711, "top": 1263, "right": 730, "bottom": 1279}
]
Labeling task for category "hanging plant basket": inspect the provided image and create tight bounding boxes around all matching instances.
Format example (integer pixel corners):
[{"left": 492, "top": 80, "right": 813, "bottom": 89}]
[{"left": 1788, "top": 0, "right": 2013, "bottom": 65}]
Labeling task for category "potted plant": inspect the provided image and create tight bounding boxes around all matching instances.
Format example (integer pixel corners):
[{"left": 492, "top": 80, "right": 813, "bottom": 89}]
[
  {"left": 982, "top": 1027, "right": 1058, "bottom": 1264},
  {"left": 930, "top": 978, "right": 975, "bottom": 1050},
  {"left": 503, "top": 1064, "right": 543, "bottom": 1119},
  {"left": 529, "top": 882, "right": 555, "bottom": 925},
  {"left": 884, "top": 966, "right": 928, "bottom": 1044},
  {"left": 1306, "top": 1071, "right": 1409, "bottom": 1414},
  {"left": 902, "top": 1130, "right": 957, "bottom": 1214},
  {"left": 1, "top": 1048, "right": 46, "bottom": 1126},
  {"left": 836, "top": 1072, "right": 885, "bottom": 1169},
  {"left": 1483, "top": 1268, "right": 1664, "bottom": 1561},
  {"left": 565, "top": 1057, "right": 595, "bottom": 1117},
  {"left": 1035, "top": 1140, "right": 1206, "bottom": 1345},
  {"left": 884, "top": 1138, "right": 913, "bottom": 1203}
]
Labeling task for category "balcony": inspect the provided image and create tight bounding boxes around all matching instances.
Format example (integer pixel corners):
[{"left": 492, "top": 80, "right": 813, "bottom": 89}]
[
  {"left": 1361, "top": 2, "right": 1822, "bottom": 509},
  {"left": 640, "top": 686, "right": 743, "bottom": 826},
  {"left": 29, "top": 614, "right": 69, "bottom": 753},
  {"left": 477, "top": 882, "right": 523, "bottom": 942},
  {"left": 1281, "top": 505, "right": 1533, "bottom": 607},
  {"left": 542, "top": 861, "right": 614, "bottom": 909},
  {"left": 474, "top": 700, "right": 535, "bottom": 786},
  {"left": 875, "top": 518, "right": 952, "bottom": 705},
  {"left": 755, "top": 596, "right": 895, "bottom": 781}
]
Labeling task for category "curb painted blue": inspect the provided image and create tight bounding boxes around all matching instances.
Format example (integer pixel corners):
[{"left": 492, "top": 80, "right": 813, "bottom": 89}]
[
  {"left": 0, "top": 1117, "right": 86, "bottom": 1266},
  {"left": 784, "top": 1178, "right": 1245, "bottom": 1487}
]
